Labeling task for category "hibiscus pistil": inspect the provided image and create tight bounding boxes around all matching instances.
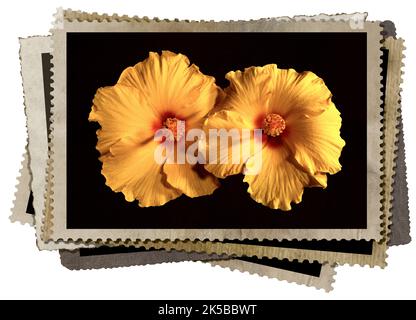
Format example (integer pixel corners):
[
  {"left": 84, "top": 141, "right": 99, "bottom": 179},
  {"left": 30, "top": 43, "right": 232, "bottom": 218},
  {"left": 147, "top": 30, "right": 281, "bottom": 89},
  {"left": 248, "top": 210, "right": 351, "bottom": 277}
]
[{"left": 163, "top": 117, "right": 185, "bottom": 141}]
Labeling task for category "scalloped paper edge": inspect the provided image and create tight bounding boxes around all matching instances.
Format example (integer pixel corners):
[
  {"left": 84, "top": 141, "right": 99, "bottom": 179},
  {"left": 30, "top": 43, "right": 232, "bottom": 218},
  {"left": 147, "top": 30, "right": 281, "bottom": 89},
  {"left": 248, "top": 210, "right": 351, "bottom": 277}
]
[
  {"left": 9, "top": 150, "right": 33, "bottom": 226},
  {"left": 59, "top": 247, "right": 335, "bottom": 292},
  {"left": 59, "top": 249, "right": 228, "bottom": 270},
  {"left": 209, "top": 260, "right": 336, "bottom": 292}
]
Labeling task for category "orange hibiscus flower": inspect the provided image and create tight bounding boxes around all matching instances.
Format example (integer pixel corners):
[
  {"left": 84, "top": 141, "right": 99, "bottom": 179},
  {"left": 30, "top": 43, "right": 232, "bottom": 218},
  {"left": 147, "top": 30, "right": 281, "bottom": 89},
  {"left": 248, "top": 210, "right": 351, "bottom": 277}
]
[
  {"left": 89, "top": 51, "right": 220, "bottom": 207},
  {"left": 203, "top": 65, "right": 345, "bottom": 210}
]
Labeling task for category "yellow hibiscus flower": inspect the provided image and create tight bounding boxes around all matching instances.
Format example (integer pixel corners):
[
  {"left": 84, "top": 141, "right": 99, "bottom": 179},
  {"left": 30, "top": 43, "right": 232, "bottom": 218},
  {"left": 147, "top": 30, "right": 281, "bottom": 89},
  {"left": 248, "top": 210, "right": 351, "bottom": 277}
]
[
  {"left": 203, "top": 65, "right": 345, "bottom": 210},
  {"left": 89, "top": 51, "right": 220, "bottom": 207}
]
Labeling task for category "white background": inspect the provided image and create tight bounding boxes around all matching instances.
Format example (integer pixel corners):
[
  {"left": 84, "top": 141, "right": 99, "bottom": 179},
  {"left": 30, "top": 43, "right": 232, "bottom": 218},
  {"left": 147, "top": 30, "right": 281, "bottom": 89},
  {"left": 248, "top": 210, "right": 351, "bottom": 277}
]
[{"left": 0, "top": 0, "right": 414, "bottom": 300}]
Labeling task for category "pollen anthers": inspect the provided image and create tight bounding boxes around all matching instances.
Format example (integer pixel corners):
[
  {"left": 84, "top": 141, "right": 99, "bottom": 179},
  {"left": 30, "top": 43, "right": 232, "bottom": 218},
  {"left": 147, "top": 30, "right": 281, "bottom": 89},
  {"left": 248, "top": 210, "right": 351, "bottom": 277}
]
[
  {"left": 163, "top": 117, "right": 185, "bottom": 141},
  {"left": 262, "top": 113, "right": 286, "bottom": 137}
]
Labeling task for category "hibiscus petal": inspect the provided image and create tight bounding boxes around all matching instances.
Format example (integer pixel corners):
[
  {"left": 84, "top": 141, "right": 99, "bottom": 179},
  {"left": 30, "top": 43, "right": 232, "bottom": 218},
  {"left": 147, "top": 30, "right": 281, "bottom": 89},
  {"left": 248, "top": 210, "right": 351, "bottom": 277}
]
[
  {"left": 101, "top": 137, "right": 182, "bottom": 207},
  {"left": 117, "top": 51, "right": 218, "bottom": 130},
  {"left": 203, "top": 109, "right": 261, "bottom": 178},
  {"left": 269, "top": 69, "right": 333, "bottom": 118},
  {"left": 163, "top": 162, "right": 219, "bottom": 198},
  {"left": 244, "top": 144, "right": 323, "bottom": 210},
  {"left": 223, "top": 65, "right": 277, "bottom": 124},
  {"left": 286, "top": 104, "right": 346, "bottom": 175},
  {"left": 89, "top": 84, "right": 158, "bottom": 154},
  {"left": 309, "top": 172, "right": 328, "bottom": 188}
]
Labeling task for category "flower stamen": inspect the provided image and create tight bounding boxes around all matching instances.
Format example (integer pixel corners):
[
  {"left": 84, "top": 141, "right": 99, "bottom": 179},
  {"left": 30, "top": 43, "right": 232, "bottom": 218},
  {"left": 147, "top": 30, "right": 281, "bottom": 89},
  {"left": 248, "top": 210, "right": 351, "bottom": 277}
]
[
  {"left": 262, "top": 113, "right": 286, "bottom": 137},
  {"left": 163, "top": 117, "right": 185, "bottom": 141}
]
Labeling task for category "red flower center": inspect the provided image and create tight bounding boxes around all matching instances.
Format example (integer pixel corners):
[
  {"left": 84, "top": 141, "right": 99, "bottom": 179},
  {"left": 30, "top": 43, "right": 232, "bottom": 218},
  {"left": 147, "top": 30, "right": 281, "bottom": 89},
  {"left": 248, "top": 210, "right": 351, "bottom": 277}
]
[
  {"left": 163, "top": 117, "right": 185, "bottom": 141},
  {"left": 262, "top": 113, "right": 286, "bottom": 137}
]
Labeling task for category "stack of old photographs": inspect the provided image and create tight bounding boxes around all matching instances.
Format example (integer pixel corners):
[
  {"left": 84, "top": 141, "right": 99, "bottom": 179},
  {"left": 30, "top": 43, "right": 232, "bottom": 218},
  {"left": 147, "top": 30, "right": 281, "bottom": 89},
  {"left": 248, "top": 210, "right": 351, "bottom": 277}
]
[{"left": 11, "top": 10, "right": 410, "bottom": 291}]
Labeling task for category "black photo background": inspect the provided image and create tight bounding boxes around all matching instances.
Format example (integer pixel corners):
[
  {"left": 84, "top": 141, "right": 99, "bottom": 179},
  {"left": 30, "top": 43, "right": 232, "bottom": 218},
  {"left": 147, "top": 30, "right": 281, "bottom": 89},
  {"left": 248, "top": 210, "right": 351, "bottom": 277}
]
[{"left": 66, "top": 32, "right": 367, "bottom": 229}]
